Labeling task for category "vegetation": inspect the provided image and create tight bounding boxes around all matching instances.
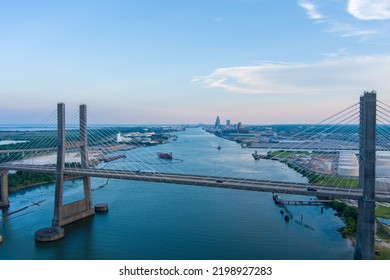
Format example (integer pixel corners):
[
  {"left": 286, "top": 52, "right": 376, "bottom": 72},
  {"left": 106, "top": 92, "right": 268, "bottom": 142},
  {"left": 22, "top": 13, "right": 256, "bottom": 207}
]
[
  {"left": 376, "top": 222, "right": 390, "bottom": 243},
  {"left": 65, "top": 162, "right": 82, "bottom": 168},
  {"left": 328, "top": 200, "right": 358, "bottom": 238},
  {"left": 267, "top": 150, "right": 309, "bottom": 160},
  {"left": 312, "top": 176, "right": 358, "bottom": 188},
  {"left": 8, "top": 171, "right": 55, "bottom": 191},
  {"left": 266, "top": 150, "right": 359, "bottom": 188},
  {"left": 375, "top": 222, "right": 390, "bottom": 260},
  {"left": 375, "top": 204, "right": 390, "bottom": 219}
]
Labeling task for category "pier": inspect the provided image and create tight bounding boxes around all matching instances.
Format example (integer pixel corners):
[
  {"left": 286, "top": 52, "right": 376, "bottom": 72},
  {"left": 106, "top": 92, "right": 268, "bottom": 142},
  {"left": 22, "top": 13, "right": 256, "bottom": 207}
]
[{"left": 282, "top": 199, "right": 332, "bottom": 205}]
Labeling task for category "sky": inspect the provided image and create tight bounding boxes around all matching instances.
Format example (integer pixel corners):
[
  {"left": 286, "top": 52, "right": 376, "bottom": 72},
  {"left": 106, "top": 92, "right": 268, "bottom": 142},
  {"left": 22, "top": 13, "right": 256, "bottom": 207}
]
[{"left": 1, "top": 0, "right": 390, "bottom": 125}]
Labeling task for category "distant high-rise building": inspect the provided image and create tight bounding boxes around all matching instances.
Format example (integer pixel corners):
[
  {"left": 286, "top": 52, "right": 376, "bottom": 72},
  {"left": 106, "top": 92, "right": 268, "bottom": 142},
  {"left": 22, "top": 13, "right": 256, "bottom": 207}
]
[
  {"left": 215, "top": 116, "right": 221, "bottom": 128},
  {"left": 226, "top": 120, "right": 231, "bottom": 126},
  {"left": 237, "top": 122, "right": 242, "bottom": 132}
]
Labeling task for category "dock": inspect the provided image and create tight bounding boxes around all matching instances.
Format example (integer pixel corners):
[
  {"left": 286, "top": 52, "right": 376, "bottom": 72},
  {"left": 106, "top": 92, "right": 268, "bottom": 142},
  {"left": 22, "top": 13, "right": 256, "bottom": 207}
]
[{"left": 282, "top": 199, "right": 332, "bottom": 205}]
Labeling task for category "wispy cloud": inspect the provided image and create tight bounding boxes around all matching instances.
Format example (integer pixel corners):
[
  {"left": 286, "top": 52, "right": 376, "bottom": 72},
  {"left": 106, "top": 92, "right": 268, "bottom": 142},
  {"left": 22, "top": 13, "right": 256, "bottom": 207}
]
[
  {"left": 298, "top": 0, "right": 323, "bottom": 20},
  {"left": 326, "top": 21, "right": 377, "bottom": 38},
  {"left": 321, "top": 48, "right": 347, "bottom": 58},
  {"left": 348, "top": 0, "right": 390, "bottom": 20},
  {"left": 297, "top": 0, "right": 380, "bottom": 40},
  {"left": 193, "top": 56, "right": 390, "bottom": 95}
]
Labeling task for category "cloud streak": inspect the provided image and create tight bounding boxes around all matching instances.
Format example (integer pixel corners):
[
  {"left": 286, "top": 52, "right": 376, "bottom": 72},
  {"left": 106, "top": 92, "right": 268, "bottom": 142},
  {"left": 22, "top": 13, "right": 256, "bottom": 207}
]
[
  {"left": 298, "top": 0, "right": 323, "bottom": 20},
  {"left": 325, "top": 21, "right": 377, "bottom": 38},
  {"left": 348, "top": 0, "right": 390, "bottom": 20},
  {"left": 193, "top": 56, "right": 390, "bottom": 95},
  {"left": 297, "top": 0, "right": 380, "bottom": 40}
]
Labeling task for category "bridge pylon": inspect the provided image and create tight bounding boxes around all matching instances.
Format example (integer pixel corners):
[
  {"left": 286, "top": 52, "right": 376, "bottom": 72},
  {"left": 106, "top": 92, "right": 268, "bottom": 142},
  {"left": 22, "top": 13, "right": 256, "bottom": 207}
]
[
  {"left": 0, "top": 169, "right": 9, "bottom": 210},
  {"left": 52, "top": 103, "right": 94, "bottom": 227},
  {"left": 354, "top": 91, "right": 376, "bottom": 260}
]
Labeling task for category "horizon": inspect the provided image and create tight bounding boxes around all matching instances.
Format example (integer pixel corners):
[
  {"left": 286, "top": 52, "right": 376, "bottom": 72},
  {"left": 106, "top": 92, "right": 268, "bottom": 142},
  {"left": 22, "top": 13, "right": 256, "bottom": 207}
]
[{"left": 0, "top": 122, "right": 363, "bottom": 128}]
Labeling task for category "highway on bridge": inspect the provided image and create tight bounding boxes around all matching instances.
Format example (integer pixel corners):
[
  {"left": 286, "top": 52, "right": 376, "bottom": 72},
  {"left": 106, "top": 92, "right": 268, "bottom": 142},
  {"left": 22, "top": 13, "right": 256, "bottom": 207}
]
[{"left": 2, "top": 163, "right": 389, "bottom": 202}]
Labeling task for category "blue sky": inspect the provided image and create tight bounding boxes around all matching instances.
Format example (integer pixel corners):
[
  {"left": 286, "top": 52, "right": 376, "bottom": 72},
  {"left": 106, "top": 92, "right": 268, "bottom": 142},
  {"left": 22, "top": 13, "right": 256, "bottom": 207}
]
[{"left": 1, "top": 0, "right": 390, "bottom": 124}]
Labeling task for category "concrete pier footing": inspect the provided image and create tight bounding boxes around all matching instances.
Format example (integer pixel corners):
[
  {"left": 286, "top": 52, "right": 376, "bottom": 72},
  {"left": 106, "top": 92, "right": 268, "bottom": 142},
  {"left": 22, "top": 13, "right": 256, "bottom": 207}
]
[
  {"left": 35, "top": 227, "right": 65, "bottom": 242},
  {"left": 95, "top": 204, "right": 109, "bottom": 212}
]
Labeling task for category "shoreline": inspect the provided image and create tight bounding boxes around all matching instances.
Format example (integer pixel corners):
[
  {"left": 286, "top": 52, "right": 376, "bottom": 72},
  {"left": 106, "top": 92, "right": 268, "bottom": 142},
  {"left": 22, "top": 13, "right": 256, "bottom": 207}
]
[{"left": 9, "top": 175, "right": 83, "bottom": 194}]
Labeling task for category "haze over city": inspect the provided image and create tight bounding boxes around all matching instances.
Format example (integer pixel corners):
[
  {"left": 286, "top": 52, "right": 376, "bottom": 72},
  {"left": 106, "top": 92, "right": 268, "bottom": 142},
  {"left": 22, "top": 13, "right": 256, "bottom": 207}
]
[{"left": 1, "top": 0, "right": 390, "bottom": 124}]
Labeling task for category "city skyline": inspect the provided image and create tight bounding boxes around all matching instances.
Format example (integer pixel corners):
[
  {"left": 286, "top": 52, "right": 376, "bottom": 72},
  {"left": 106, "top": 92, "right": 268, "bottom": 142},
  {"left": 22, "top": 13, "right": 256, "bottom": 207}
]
[{"left": 1, "top": 0, "right": 390, "bottom": 124}]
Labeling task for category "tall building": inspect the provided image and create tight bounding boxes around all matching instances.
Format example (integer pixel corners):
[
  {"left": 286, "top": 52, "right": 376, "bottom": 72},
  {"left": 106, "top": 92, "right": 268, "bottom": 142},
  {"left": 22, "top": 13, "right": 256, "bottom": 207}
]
[
  {"left": 237, "top": 122, "right": 242, "bottom": 132},
  {"left": 226, "top": 120, "right": 231, "bottom": 126},
  {"left": 215, "top": 116, "right": 221, "bottom": 128}
]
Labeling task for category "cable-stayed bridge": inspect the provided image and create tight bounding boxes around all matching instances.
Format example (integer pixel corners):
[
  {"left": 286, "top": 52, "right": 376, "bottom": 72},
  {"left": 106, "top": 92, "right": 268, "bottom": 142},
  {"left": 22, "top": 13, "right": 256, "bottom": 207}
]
[
  {"left": 0, "top": 91, "right": 389, "bottom": 259},
  {"left": 0, "top": 163, "right": 389, "bottom": 202},
  {"left": 0, "top": 163, "right": 383, "bottom": 201}
]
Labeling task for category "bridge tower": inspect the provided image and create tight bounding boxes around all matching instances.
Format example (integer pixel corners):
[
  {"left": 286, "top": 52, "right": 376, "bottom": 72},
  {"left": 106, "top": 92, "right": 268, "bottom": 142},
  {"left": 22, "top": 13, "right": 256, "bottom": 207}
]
[
  {"left": 52, "top": 103, "right": 94, "bottom": 227},
  {"left": 354, "top": 91, "right": 376, "bottom": 260},
  {"left": 0, "top": 169, "right": 9, "bottom": 210}
]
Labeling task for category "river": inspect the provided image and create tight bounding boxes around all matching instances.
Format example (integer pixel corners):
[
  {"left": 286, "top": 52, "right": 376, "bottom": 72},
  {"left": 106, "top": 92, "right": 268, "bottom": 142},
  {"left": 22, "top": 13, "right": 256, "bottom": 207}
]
[{"left": 0, "top": 127, "right": 354, "bottom": 259}]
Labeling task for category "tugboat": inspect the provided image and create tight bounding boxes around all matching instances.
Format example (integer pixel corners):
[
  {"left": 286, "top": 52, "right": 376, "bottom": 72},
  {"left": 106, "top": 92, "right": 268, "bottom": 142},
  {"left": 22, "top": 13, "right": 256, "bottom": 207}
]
[
  {"left": 158, "top": 152, "right": 173, "bottom": 160},
  {"left": 272, "top": 193, "right": 284, "bottom": 205},
  {"left": 252, "top": 150, "right": 261, "bottom": 160},
  {"left": 102, "top": 154, "right": 126, "bottom": 162}
]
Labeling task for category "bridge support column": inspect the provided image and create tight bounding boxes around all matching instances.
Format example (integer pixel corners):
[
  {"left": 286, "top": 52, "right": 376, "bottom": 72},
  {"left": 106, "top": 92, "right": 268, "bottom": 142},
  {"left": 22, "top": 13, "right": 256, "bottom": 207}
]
[
  {"left": 52, "top": 103, "right": 65, "bottom": 227},
  {"left": 80, "top": 104, "right": 93, "bottom": 211},
  {"left": 0, "top": 169, "right": 9, "bottom": 210},
  {"left": 51, "top": 103, "right": 94, "bottom": 228},
  {"left": 354, "top": 91, "right": 376, "bottom": 260}
]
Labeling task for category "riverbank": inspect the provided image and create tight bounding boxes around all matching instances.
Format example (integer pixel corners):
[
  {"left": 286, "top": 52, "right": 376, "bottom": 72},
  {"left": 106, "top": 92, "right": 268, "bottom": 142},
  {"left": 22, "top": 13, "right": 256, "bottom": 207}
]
[
  {"left": 8, "top": 171, "right": 55, "bottom": 192},
  {"left": 8, "top": 174, "right": 84, "bottom": 193},
  {"left": 329, "top": 199, "right": 390, "bottom": 259},
  {"left": 265, "top": 150, "right": 359, "bottom": 188}
]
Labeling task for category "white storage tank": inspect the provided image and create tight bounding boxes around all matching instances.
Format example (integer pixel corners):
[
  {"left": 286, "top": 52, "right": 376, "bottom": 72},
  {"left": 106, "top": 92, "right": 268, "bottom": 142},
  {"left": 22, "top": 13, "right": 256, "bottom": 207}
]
[
  {"left": 322, "top": 162, "right": 332, "bottom": 172},
  {"left": 337, "top": 166, "right": 359, "bottom": 177},
  {"left": 376, "top": 178, "right": 390, "bottom": 190},
  {"left": 376, "top": 166, "right": 390, "bottom": 177},
  {"left": 377, "top": 159, "right": 390, "bottom": 166}
]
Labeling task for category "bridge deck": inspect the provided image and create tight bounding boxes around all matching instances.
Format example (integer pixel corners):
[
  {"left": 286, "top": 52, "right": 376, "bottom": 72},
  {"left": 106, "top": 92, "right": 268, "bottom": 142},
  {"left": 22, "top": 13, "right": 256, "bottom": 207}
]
[{"left": 1, "top": 163, "right": 390, "bottom": 202}]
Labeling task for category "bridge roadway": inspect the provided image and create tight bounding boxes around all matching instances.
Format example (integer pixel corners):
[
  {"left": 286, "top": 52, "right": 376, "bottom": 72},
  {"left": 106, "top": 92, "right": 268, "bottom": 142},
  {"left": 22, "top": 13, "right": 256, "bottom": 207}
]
[
  {"left": 0, "top": 148, "right": 57, "bottom": 154},
  {"left": 2, "top": 163, "right": 390, "bottom": 202}
]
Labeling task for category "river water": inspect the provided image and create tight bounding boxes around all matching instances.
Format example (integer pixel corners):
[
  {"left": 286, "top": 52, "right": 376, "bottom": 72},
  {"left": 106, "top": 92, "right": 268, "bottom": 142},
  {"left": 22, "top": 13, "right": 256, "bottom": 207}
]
[{"left": 0, "top": 128, "right": 354, "bottom": 259}]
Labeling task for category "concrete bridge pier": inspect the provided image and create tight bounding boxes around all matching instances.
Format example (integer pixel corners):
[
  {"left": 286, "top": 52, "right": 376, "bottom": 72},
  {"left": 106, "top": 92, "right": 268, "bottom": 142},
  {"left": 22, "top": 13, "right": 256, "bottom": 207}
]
[
  {"left": 355, "top": 199, "right": 375, "bottom": 259},
  {"left": 0, "top": 169, "right": 9, "bottom": 210},
  {"left": 51, "top": 103, "right": 95, "bottom": 228},
  {"left": 36, "top": 103, "right": 95, "bottom": 241},
  {"left": 354, "top": 91, "right": 376, "bottom": 260}
]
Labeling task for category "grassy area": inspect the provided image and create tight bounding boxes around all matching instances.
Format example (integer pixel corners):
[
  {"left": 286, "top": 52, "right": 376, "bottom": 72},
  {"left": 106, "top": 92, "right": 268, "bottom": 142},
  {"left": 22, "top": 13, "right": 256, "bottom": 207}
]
[
  {"left": 376, "top": 222, "right": 390, "bottom": 242},
  {"left": 375, "top": 247, "right": 390, "bottom": 260},
  {"left": 313, "top": 176, "right": 359, "bottom": 188},
  {"left": 375, "top": 222, "right": 390, "bottom": 259},
  {"left": 376, "top": 204, "right": 390, "bottom": 219},
  {"left": 267, "top": 150, "right": 308, "bottom": 160}
]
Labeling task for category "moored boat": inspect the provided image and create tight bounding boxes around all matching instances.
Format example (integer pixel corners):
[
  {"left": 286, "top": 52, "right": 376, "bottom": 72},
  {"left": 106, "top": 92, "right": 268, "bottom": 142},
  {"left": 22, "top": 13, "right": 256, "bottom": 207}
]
[
  {"left": 102, "top": 154, "right": 126, "bottom": 162},
  {"left": 272, "top": 193, "right": 284, "bottom": 205},
  {"left": 252, "top": 150, "right": 261, "bottom": 160},
  {"left": 158, "top": 152, "right": 173, "bottom": 159}
]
